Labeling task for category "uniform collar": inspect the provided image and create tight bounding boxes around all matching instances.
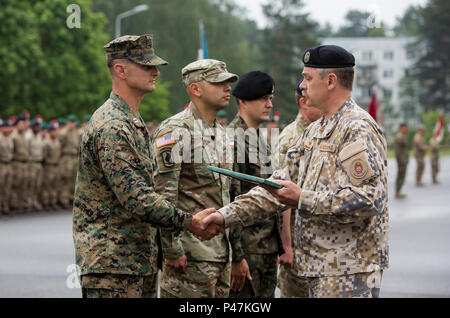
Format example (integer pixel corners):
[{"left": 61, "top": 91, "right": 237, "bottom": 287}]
[
  {"left": 296, "top": 113, "right": 309, "bottom": 131},
  {"left": 315, "top": 98, "right": 354, "bottom": 139},
  {"left": 188, "top": 102, "right": 219, "bottom": 129},
  {"left": 110, "top": 92, "right": 146, "bottom": 128}
]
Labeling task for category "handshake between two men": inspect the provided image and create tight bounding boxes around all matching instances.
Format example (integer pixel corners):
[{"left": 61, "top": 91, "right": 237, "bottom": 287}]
[{"left": 187, "top": 179, "right": 302, "bottom": 241}]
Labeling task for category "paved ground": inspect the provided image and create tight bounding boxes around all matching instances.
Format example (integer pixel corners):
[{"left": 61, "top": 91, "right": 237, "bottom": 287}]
[{"left": 0, "top": 156, "right": 449, "bottom": 298}]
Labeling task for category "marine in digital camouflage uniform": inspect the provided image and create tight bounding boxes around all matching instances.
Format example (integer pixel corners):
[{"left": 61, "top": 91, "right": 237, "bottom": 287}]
[
  {"left": 73, "top": 35, "right": 198, "bottom": 298},
  {"left": 0, "top": 119, "right": 14, "bottom": 214},
  {"left": 413, "top": 126, "right": 427, "bottom": 186},
  {"left": 394, "top": 123, "right": 409, "bottom": 198},
  {"left": 206, "top": 45, "right": 389, "bottom": 298},
  {"left": 153, "top": 59, "right": 238, "bottom": 298},
  {"left": 276, "top": 79, "right": 322, "bottom": 298},
  {"left": 226, "top": 71, "right": 283, "bottom": 298}
]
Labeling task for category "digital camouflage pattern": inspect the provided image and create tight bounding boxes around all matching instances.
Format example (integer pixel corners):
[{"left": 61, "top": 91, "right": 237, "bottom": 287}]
[
  {"left": 413, "top": 130, "right": 427, "bottom": 183},
  {"left": 73, "top": 92, "right": 192, "bottom": 279},
  {"left": 0, "top": 133, "right": 13, "bottom": 213},
  {"left": 276, "top": 112, "right": 310, "bottom": 298},
  {"left": 160, "top": 261, "right": 231, "bottom": 298},
  {"left": 81, "top": 273, "right": 158, "bottom": 298},
  {"left": 181, "top": 59, "right": 238, "bottom": 87},
  {"left": 394, "top": 131, "right": 409, "bottom": 193},
  {"left": 219, "top": 99, "right": 389, "bottom": 279},
  {"left": 104, "top": 35, "right": 168, "bottom": 66},
  {"left": 153, "top": 102, "right": 232, "bottom": 297}
]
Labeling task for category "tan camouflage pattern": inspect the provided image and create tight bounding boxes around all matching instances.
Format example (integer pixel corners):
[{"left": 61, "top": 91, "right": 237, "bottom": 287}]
[
  {"left": 0, "top": 134, "right": 13, "bottom": 213},
  {"left": 81, "top": 273, "right": 158, "bottom": 298},
  {"left": 219, "top": 98, "right": 389, "bottom": 278},
  {"left": 104, "top": 34, "right": 168, "bottom": 66},
  {"left": 276, "top": 112, "right": 310, "bottom": 297},
  {"left": 73, "top": 92, "right": 192, "bottom": 277},
  {"left": 229, "top": 253, "right": 278, "bottom": 298},
  {"left": 11, "top": 131, "right": 30, "bottom": 210},
  {"left": 41, "top": 136, "right": 61, "bottom": 207},
  {"left": 306, "top": 270, "right": 383, "bottom": 298},
  {"left": 59, "top": 127, "right": 80, "bottom": 206},
  {"left": 430, "top": 137, "right": 439, "bottom": 183},
  {"left": 28, "top": 132, "right": 44, "bottom": 210},
  {"left": 413, "top": 131, "right": 427, "bottom": 183},
  {"left": 160, "top": 261, "right": 231, "bottom": 298},
  {"left": 181, "top": 59, "right": 238, "bottom": 87},
  {"left": 394, "top": 131, "right": 409, "bottom": 193},
  {"left": 227, "top": 114, "right": 283, "bottom": 259}
]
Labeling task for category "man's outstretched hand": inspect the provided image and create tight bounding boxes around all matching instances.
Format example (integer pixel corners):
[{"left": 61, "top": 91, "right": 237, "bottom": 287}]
[{"left": 188, "top": 208, "right": 224, "bottom": 241}]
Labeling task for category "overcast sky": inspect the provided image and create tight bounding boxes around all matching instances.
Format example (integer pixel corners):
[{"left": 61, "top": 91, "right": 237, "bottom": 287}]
[{"left": 239, "top": 0, "right": 429, "bottom": 30}]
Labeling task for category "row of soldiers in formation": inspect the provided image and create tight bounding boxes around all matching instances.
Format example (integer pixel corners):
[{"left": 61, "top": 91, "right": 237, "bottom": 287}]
[
  {"left": 0, "top": 113, "right": 89, "bottom": 215},
  {"left": 394, "top": 123, "right": 441, "bottom": 199}
]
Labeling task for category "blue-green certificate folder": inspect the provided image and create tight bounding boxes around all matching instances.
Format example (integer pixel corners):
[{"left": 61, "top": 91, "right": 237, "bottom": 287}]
[{"left": 207, "top": 166, "right": 283, "bottom": 189}]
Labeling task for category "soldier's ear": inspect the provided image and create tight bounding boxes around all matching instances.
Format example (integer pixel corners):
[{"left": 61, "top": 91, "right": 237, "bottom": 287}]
[
  {"left": 327, "top": 73, "right": 338, "bottom": 90},
  {"left": 189, "top": 82, "right": 202, "bottom": 98}
]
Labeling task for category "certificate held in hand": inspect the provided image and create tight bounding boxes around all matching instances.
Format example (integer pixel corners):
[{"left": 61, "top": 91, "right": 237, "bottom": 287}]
[{"left": 206, "top": 166, "right": 284, "bottom": 189}]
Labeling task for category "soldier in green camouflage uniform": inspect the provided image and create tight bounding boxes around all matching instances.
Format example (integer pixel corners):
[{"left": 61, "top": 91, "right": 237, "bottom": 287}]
[
  {"left": 204, "top": 45, "right": 389, "bottom": 298},
  {"left": 0, "top": 119, "right": 14, "bottom": 214},
  {"left": 42, "top": 123, "right": 62, "bottom": 210},
  {"left": 276, "top": 79, "right": 322, "bottom": 298},
  {"left": 73, "top": 35, "right": 217, "bottom": 298},
  {"left": 429, "top": 136, "right": 440, "bottom": 184},
  {"left": 11, "top": 115, "right": 30, "bottom": 213},
  {"left": 394, "top": 123, "right": 409, "bottom": 198},
  {"left": 413, "top": 126, "right": 427, "bottom": 186},
  {"left": 153, "top": 59, "right": 238, "bottom": 298},
  {"left": 226, "top": 71, "right": 283, "bottom": 298}
]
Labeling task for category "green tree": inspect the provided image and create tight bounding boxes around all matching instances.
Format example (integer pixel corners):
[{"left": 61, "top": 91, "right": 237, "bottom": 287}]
[
  {"left": 260, "top": 0, "right": 319, "bottom": 125},
  {"left": 335, "top": 10, "right": 386, "bottom": 37},
  {"left": 393, "top": 5, "right": 424, "bottom": 37}
]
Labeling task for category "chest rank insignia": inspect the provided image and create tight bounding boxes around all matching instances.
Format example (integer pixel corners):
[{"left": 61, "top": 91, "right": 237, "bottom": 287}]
[
  {"left": 351, "top": 159, "right": 368, "bottom": 179},
  {"left": 304, "top": 140, "right": 313, "bottom": 151}
]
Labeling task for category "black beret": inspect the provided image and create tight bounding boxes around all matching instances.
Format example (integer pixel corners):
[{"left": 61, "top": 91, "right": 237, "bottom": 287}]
[
  {"left": 232, "top": 71, "right": 274, "bottom": 101},
  {"left": 302, "top": 45, "right": 355, "bottom": 68}
]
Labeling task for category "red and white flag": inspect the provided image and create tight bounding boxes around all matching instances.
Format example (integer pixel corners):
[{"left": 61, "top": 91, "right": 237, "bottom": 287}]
[
  {"left": 367, "top": 90, "right": 384, "bottom": 127},
  {"left": 434, "top": 114, "right": 445, "bottom": 143}
]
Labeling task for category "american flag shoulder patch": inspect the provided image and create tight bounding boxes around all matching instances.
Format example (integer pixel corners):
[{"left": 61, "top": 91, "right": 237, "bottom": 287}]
[{"left": 156, "top": 133, "right": 176, "bottom": 148}]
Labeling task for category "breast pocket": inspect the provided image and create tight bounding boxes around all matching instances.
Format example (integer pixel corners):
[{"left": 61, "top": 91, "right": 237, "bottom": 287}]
[{"left": 193, "top": 163, "right": 216, "bottom": 186}]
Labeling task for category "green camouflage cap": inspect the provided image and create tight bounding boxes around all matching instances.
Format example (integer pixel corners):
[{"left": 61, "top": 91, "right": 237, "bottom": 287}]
[
  {"left": 104, "top": 34, "right": 168, "bottom": 66},
  {"left": 58, "top": 117, "right": 67, "bottom": 126},
  {"left": 182, "top": 59, "right": 238, "bottom": 87}
]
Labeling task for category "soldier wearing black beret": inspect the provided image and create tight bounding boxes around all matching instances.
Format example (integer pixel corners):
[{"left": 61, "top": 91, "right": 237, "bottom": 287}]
[{"left": 228, "top": 70, "right": 284, "bottom": 298}]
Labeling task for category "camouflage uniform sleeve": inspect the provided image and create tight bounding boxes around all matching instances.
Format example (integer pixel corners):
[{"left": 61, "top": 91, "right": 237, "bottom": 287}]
[
  {"left": 152, "top": 126, "right": 185, "bottom": 259},
  {"left": 96, "top": 120, "right": 192, "bottom": 230},
  {"left": 299, "top": 122, "right": 387, "bottom": 223}
]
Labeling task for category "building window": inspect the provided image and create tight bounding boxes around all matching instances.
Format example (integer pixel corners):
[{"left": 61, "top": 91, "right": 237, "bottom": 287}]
[
  {"left": 384, "top": 89, "right": 392, "bottom": 98},
  {"left": 384, "top": 51, "right": 394, "bottom": 60},
  {"left": 362, "top": 51, "right": 373, "bottom": 61},
  {"left": 406, "top": 50, "right": 416, "bottom": 60},
  {"left": 383, "top": 69, "right": 394, "bottom": 78}
]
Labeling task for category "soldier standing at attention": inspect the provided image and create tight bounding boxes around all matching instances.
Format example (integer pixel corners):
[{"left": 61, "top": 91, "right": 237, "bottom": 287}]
[
  {"left": 0, "top": 118, "right": 15, "bottom": 215},
  {"left": 11, "top": 115, "right": 30, "bottom": 214},
  {"left": 28, "top": 118, "right": 45, "bottom": 212},
  {"left": 42, "top": 122, "right": 62, "bottom": 211},
  {"left": 72, "top": 35, "right": 220, "bottom": 298},
  {"left": 153, "top": 59, "right": 238, "bottom": 298},
  {"left": 429, "top": 135, "right": 440, "bottom": 184},
  {"left": 203, "top": 45, "right": 389, "bottom": 298},
  {"left": 413, "top": 125, "right": 427, "bottom": 186},
  {"left": 394, "top": 123, "right": 409, "bottom": 198},
  {"left": 226, "top": 71, "right": 284, "bottom": 298},
  {"left": 276, "top": 79, "right": 322, "bottom": 298}
]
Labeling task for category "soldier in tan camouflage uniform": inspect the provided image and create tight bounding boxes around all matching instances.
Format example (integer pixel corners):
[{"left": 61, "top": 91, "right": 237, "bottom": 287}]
[
  {"left": 59, "top": 115, "right": 81, "bottom": 209},
  {"left": 153, "top": 59, "right": 238, "bottom": 298},
  {"left": 0, "top": 118, "right": 15, "bottom": 215},
  {"left": 28, "top": 119, "right": 44, "bottom": 211},
  {"left": 73, "top": 35, "right": 220, "bottom": 298},
  {"left": 42, "top": 123, "right": 62, "bottom": 211},
  {"left": 226, "top": 71, "right": 284, "bottom": 298},
  {"left": 394, "top": 123, "right": 409, "bottom": 198},
  {"left": 11, "top": 115, "right": 30, "bottom": 213},
  {"left": 276, "top": 79, "right": 322, "bottom": 298},
  {"left": 413, "top": 126, "right": 427, "bottom": 186},
  {"left": 203, "top": 45, "right": 389, "bottom": 298},
  {"left": 429, "top": 135, "right": 440, "bottom": 184}
]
